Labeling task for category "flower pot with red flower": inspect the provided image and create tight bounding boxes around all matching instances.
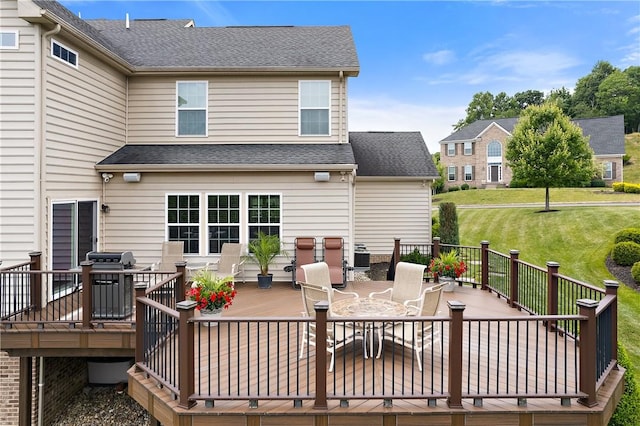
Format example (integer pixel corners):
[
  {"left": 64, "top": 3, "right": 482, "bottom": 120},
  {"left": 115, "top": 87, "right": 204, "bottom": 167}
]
[
  {"left": 428, "top": 250, "right": 467, "bottom": 292},
  {"left": 186, "top": 269, "right": 237, "bottom": 325}
]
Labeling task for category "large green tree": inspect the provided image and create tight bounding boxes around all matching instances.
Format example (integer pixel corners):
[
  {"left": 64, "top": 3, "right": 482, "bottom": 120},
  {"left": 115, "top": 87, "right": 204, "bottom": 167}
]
[
  {"left": 597, "top": 67, "right": 640, "bottom": 132},
  {"left": 505, "top": 103, "right": 597, "bottom": 211},
  {"left": 570, "top": 60, "right": 616, "bottom": 118}
]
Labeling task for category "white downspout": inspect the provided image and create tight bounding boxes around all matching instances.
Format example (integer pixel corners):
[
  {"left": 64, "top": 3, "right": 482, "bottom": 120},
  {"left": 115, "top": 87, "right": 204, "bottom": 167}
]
[{"left": 38, "top": 23, "right": 61, "bottom": 426}]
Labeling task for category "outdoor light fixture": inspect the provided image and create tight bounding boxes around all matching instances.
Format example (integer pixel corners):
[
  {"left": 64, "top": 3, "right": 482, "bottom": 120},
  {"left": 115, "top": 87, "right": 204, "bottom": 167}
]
[
  {"left": 314, "top": 171, "right": 330, "bottom": 182},
  {"left": 123, "top": 172, "right": 141, "bottom": 183},
  {"left": 101, "top": 204, "right": 110, "bottom": 214}
]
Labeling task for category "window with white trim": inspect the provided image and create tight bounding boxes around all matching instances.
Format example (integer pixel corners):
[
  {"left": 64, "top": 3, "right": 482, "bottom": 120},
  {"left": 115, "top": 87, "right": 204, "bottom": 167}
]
[
  {"left": 247, "top": 194, "right": 281, "bottom": 240},
  {"left": 602, "top": 162, "right": 613, "bottom": 180},
  {"left": 167, "top": 194, "right": 200, "bottom": 254},
  {"left": 464, "top": 165, "right": 473, "bottom": 181},
  {"left": 0, "top": 30, "right": 18, "bottom": 49},
  {"left": 207, "top": 194, "right": 240, "bottom": 254},
  {"left": 487, "top": 141, "right": 502, "bottom": 157},
  {"left": 51, "top": 39, "right": 77, "bottom": 67},
  {"left": 176, "top": 81, "right": 207, "bottom": 136},
  {"left": 299, "top": 80, "right": 330, "bottom": 135},
  {"left": 447, "top": 143, "right": 455, "bottom": 156},
  {"left": 464, "top": 142, "right": 473, "bottom": 155},
  {"left": 447, "top": 166, "right": 456, "bottom": 181}
]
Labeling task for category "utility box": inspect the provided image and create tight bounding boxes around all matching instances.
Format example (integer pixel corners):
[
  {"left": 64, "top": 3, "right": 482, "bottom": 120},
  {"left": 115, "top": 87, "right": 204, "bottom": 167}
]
[{"left": 354, "top": 243, "right": 370, "bottom": 269}]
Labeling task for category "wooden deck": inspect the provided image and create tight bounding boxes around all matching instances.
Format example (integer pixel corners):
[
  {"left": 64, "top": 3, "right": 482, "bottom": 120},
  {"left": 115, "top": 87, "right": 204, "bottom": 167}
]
[{"left": 128, "top": 280, "right": 625, "bottom": 426}]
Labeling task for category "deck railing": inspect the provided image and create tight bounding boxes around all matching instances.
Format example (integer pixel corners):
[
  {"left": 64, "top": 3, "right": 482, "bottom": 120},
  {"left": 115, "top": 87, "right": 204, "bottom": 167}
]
[
  {"left": 0, "top": 252, "right": 184, "bottom": 327},
  {"left": 1, "top": 242, "right": 619, "bottom": 410},
  {"left": 133, "top": 286, "right": 614, "bottom": 409}
]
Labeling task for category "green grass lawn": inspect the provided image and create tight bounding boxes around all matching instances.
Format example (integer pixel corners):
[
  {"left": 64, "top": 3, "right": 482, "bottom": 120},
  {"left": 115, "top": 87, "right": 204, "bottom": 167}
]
[{"left": 625, "top": 133, "right": 640, "bottom": 183}]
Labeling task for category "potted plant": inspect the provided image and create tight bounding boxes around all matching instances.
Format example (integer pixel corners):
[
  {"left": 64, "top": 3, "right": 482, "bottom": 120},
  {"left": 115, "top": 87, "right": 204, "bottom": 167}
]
[
  {"left": 428, "top": 249, "right": 467, "bottom": 292},
  {"left": 186, "top": 268, "right": 237, "bottom": 316},
  {"left": 245, "top": 231, "right": 287, "bottom": 289}
]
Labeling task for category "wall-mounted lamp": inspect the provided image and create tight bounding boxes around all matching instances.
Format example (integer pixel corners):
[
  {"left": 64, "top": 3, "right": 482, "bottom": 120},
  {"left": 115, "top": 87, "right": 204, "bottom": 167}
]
[
  {"left": 101, "top": 204, "right": 110, "bottom": 214},
  {"left": 123, "top": 172, "right": 141, "bottom": 183},
  {"left": 314, "top": 171, "right": 330, "bottom": 182}
]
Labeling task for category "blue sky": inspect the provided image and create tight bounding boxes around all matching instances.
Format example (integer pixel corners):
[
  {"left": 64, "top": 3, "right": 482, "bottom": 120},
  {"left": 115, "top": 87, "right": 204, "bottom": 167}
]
[{"left": 60, "top": 0, "right": 640, "bottom": 152}]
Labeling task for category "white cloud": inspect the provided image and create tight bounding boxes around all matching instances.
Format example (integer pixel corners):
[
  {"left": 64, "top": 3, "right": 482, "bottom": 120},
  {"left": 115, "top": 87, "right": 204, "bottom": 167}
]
[
  {"left": 423, "top": 49, "right": 456, "bottom": 65},
  {"left": 348, "top": 97, "right": 465, "bottom": 154}
]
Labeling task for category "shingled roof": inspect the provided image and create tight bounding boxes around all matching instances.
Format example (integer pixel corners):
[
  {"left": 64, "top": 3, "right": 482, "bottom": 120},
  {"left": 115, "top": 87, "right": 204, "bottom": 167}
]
[
  {"left": 440, "top": 115, "right": 625, "bottom": 156},
  {"left": 31, "top": 1, "right": 359, "bottom": 73},
  {"left": 349, "top": 132, "right": 438, "bottom": 178},
  {"left": 97, "top": 144, "right": 356, "bottom": 170}
]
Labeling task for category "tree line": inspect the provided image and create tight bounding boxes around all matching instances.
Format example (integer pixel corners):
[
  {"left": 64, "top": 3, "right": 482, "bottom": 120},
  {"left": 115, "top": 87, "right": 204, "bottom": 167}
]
[{"left": 454, "top": 60, "right": 640, "bottom": 133}]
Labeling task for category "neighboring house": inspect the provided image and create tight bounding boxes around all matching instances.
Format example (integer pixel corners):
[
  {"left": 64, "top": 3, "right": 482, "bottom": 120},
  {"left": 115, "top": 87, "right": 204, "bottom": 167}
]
[
  {"left": 0, "top": 0, "right": 438, "bottom": 280},
  {"left": 439, "top": 115, "right": 625, "bottom": 188}
]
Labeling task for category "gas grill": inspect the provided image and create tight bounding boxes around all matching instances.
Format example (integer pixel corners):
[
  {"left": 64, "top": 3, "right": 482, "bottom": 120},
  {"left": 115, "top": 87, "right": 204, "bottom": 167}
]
[
  {"left": 86, "top": 251, "right": 136, "bottom": 270},
  {"left": 86, "top": 251, "right": 136, "bottom": 319}
]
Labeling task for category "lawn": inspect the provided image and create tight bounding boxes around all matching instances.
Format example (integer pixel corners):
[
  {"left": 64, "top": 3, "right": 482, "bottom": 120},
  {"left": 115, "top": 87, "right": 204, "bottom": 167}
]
[{"left": 625, "top": 133, "right": 640, "bottom": 183}]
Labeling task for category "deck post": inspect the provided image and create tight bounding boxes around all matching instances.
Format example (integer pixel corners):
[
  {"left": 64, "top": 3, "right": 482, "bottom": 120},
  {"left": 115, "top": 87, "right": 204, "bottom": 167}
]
[
  {"left": 509, "top": 250, "right": 519, "bottom": 308},
  {"left": 546, "top": 261, "right": 559, "bottom": 331},
  {"left": 314, "top": 301, "right": 329, "bottom": 410},
  {"left": 480, "top": 241, "right": 489, "bottom": 291},
  {"left": 432, "top": 237, "right": 441, "bottom": 259},
  {"left": 604, "top": 281, "right": 619, "bottom": 365},
  {"left": 447, "top": 301, "right": 465, "bottom": 409},
  {"left": 134, "top": 283, "right": 147, "bottom": 365},
  {"left": 175, "top": 261, "right": 188, "bottom": 303},
  {"left": 28, "top": 251, "right": 42, "bottom": 311},
  {"left": 81, "top": 261, "right": 94, "bottom": 328},
  {"left": 577, "top": 299, "right": 599, "bottom": 407},
  {"left": 393, "top": 238, "right": 400, "bottom": 270},
  {"left": 177, "top": 300, "right": 197, "bottom": 409}
]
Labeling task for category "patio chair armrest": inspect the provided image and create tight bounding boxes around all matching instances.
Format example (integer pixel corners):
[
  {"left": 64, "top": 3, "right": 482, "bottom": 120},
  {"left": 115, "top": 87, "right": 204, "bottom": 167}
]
[
  {"left": 333, "top": 289, "right": 359, "bottom": 299},
  {"left": 368, "top": 288, "right": 392, "bottom": 299}
]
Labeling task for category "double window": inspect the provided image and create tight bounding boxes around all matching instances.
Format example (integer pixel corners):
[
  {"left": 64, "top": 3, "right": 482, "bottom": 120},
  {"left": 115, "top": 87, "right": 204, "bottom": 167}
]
[
  {"left": 464, "top": 142, "right": 473, "bottom": 155},
  {"left": 447, "top": 143, "right": 455, "bottom": 156},
  {"left": 299, "top": 81, "right": 330, "bottom": 136},
  {"left": 176, "top": 81, "right": 208, "bottom": 136},
  {"left": 207, "top": 195, "right": 240, "bottom": 253},
  {"left": 167, "top": 195, "right": 200, "bottom": 254},
  {"left": 51, "top": 39, "right": 77, "bottom": 67},
  {"left": 0, "top": 30, "right": 18, "bottom": 49},
  {"left": 602, "top": 162, "right": 613, "bottom": 180},
  {"left": 167, "top": 193, "right": 281, "bottom": 255},
  {"left": 447, "top": 166, "right": 456, "bottom": 181},
  {"left": 464, "top": 165, "right": 474, "bottom": 181}
]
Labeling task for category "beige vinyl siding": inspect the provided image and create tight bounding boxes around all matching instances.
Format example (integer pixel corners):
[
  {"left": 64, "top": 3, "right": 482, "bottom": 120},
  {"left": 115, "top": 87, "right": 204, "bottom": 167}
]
[
  {"left": 127, "top": 75, "right": 347, "bottom": 144},
  {"left": 0, "top": 0, "right": 38, "bottom": 264},
  {"left": 354, "top": 181, "right": 432, "bottom": 256},
  {"left": 99, "top": 171, "right": 352, "bottom": 282},
  {"left": 43, "top": 34, "right": 126, "bottom": 196}
]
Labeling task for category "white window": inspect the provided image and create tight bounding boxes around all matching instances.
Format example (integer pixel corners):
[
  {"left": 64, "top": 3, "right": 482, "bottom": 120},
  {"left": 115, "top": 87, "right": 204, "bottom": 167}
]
[
  {"left": 464, "top": 165, "right": 473, "bottom": 181},
  {"left": 299, "top": 81, "right": 330, "bottom": 136},
  {"left": 603, "top": 162, "right": 613, "bottom": 180},
  {"left": 464, "top": 142, "right": 473, "bottom": 155},
  {"left": 167, "top": 194, "right": 200, "bottom": 254},
  {"left": 0, "top": 30, "right": 18, "bottom": 49},
  {"left": 51, "top": 39, "right": 77, "bottom": 67},
  {"left": 447, "top": 143, "right": 455, "bottom": 156},
  {"left": 447, "top": 166, "right": 456, "bottom": 181},
  {"left": 487, "top": 141, "right": 502, "bottom": 157},
  {"left": 207, "top": 194, "right": 240, "bottom": 254},
  {"left": 248, "top": 194, "right": 281, "bottom": 240},
  {"left": 176, "top": 81, "right": 208, "bottom": 136}
]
